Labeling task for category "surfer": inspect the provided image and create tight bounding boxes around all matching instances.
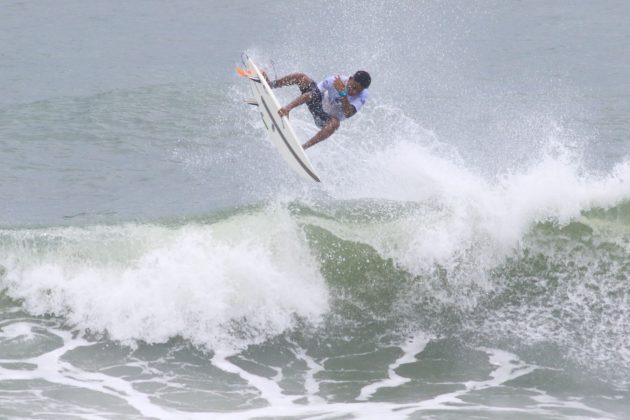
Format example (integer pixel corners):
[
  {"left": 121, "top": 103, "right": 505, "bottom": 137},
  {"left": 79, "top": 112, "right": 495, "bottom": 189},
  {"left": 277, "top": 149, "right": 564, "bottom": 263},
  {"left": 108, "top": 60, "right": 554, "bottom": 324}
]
[{"left": 265, "top": 71, "right": 371, "bottom": 149}]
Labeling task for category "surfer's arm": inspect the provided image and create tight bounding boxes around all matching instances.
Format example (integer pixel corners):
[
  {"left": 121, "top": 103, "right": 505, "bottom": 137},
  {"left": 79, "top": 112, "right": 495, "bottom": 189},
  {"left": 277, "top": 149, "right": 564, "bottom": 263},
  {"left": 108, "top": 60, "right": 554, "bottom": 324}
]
[
  {"left": 279, "top": 92, "right": 312, "bottom": 117},
  {"left": 339, "top": 96, "right": 356, "bottom": 118},
  {"left": 302, "top": 117, "right": 340, "bottom": 150},
  {"left": 333, "top": 75, "right": 356, "bottom": 118}
]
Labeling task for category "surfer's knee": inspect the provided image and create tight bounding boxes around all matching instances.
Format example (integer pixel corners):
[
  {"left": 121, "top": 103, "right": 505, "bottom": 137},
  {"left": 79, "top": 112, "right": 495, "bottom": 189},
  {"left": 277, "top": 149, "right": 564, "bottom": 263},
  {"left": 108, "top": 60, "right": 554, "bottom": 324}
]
[
  {"left": 328, "top": 117, "right": 340, "bottom": 131},
  {"left": 293, "top": 73, "right": 314, "bottom": 88},
  {"left": 318, "top": 118, "right": 339, "bottom": 136}
]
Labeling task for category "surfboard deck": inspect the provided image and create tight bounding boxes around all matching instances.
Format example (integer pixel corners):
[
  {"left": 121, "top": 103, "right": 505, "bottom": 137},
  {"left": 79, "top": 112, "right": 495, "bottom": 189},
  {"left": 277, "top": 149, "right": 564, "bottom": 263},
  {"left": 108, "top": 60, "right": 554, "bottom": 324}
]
[{"left": 238, "top": 56, "right": 321, "bottom": 182}]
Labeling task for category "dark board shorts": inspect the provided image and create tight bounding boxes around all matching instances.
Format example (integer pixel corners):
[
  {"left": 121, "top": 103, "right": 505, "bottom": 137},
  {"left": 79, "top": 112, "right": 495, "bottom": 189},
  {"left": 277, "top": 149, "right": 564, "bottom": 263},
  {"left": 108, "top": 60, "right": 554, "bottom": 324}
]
[{"left": 300, "top": 82, "right": 332, "bottom": 128}]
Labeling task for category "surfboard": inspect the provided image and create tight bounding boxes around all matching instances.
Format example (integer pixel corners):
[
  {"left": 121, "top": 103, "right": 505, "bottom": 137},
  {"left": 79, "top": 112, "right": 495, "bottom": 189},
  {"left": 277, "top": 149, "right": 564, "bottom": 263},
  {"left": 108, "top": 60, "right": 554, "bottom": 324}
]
[{"left": 237, "top": 56, "right": 321, "bottom": 182}]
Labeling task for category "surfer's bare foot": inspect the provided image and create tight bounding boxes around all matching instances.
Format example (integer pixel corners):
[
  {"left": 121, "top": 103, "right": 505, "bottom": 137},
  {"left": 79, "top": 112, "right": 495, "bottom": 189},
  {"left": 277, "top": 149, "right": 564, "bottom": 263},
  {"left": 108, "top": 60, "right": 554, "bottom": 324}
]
[{"left": 262, "top": 71, "right": 275, "bottom": 88}]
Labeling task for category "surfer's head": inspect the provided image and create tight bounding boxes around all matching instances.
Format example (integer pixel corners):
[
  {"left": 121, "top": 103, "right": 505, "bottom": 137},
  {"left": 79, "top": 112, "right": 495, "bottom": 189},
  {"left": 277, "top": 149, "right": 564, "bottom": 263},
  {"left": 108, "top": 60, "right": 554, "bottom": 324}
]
[{"left": 348, "top": 70, "right": 371, "bottom": 95}]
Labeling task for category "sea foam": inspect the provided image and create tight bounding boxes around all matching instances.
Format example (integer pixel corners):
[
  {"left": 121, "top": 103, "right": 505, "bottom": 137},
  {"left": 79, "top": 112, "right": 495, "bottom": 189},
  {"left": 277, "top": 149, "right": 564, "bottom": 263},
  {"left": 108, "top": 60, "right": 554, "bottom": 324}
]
[{"left": 1, "top": 206, "right": 328, "bottom": 352}]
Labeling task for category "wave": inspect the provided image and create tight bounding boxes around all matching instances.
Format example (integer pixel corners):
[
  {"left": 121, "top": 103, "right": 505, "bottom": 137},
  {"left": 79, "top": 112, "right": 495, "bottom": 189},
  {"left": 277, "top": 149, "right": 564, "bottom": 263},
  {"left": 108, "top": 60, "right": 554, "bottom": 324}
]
[
  {"left": 0, "top": 206, "right": 328, "bottom": 352},
  {"left": 2, "top": 93, "right": 630, "bottom": 378},
  {"left": 1, "top": 192, "right": 629, "bottom": 341}
]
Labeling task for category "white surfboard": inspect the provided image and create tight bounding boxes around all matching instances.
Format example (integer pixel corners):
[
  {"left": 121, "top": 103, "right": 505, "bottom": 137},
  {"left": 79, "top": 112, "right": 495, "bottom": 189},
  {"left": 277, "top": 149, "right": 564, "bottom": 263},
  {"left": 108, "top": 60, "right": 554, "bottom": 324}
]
[{"left": 238, "top": 56, "right": 321, "bottom": 182}]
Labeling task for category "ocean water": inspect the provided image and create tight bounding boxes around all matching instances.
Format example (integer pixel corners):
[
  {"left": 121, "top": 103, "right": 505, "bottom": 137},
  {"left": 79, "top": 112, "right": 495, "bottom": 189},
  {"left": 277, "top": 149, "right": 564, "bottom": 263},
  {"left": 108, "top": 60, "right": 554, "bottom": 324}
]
[{"left": 1, "top": 1, "right": 630, "bottom": 418}]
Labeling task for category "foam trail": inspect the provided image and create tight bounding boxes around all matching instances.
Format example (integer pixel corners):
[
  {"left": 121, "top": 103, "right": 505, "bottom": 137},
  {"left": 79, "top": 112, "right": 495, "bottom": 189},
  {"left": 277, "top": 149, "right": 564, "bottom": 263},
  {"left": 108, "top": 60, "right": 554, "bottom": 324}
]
[
  {"left": 1, "top": 326, "right": 614, "bottom": 420},
  {"left": 358, "top": 333, "right": 430, "bottom": 401},
  {"left": 395, "top": 348, "right": 541, "bottom": 413},
  {"left": 187, "top": 347, "right": 608, "bottom": 419},
  {"left": 211, "top": 351, "right": 291, "bottom": 408},
  {"left": 294, "top": 347, "right": 326, "bottom": 404},
  {"left": 0, "top": 322, "right": 175, "bottom": 419},
  {"left": 530, "top": 393, "right": 616, "bottom": 419}
]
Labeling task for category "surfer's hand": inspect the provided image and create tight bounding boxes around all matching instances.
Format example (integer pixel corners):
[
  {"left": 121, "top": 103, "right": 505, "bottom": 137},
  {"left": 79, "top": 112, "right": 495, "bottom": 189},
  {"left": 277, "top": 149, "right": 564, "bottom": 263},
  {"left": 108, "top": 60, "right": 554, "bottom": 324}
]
[
  {"left": 278, "top": 107, "right": 290, "bottom": 117},
  {"left": 333, "top": 75, "right": 345, "bottom": 92}
]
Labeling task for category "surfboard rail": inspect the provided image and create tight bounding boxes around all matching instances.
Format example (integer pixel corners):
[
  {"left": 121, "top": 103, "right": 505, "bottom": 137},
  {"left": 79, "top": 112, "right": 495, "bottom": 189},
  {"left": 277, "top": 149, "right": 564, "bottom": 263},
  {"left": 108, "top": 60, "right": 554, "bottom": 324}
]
[{"left": 238, "top": 55, "right": 321, "bottom": 182}]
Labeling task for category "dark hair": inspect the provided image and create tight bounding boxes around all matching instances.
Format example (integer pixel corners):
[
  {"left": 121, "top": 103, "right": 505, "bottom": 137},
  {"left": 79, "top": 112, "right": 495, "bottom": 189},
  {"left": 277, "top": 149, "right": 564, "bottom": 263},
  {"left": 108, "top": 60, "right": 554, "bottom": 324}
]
[{"left": 353, "top": 70, "right": 371, "bottom": 89}]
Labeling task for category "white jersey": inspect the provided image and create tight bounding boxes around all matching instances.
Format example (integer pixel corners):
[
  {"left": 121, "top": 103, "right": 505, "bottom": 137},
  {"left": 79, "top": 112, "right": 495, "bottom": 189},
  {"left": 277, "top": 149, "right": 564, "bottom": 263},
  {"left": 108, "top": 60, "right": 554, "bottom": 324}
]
[{"left": 317, "top": 75, "right": 369, "bottom": 121}]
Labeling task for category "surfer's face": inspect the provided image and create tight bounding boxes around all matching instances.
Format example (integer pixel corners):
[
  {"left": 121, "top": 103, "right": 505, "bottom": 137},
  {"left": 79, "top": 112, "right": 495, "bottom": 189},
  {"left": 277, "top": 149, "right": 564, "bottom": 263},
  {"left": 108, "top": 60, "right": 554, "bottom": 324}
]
[{"left": 347, "top": 78, "right": 364, "bottom": 96}]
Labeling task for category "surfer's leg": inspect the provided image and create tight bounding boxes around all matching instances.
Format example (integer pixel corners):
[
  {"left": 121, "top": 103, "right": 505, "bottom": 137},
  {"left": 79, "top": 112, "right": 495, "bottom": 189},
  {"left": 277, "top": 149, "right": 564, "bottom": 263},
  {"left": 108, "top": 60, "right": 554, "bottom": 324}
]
[
  {"left": 267, "top": 72, "right": 314, "bottom": 90},
  {"left": 302, "top": 117, "right": 340, "bottom": 150},
  {"left": 279, "top": 79, "right": 323, "bottom": 118}
]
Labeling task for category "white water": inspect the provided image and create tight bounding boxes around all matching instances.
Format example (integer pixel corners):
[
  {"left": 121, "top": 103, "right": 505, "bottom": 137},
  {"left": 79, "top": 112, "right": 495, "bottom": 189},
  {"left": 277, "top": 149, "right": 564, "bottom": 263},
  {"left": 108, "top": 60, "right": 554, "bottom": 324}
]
[
  {"left": 303, "top": 115, "right": 630, "bottom": 277},
  {"left": 1, "top": 206, "right": 328, "bottom": 352},
  {"left": 3, "top": 132, "right": 630, "bottom": 350}
]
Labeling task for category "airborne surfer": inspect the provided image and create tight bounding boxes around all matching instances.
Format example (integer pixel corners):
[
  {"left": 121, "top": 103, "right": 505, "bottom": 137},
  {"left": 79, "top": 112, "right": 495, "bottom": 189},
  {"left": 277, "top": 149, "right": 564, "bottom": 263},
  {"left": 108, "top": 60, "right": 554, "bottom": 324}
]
[{"left": 265, "top": 71, "right": 371, "bottom": 149}]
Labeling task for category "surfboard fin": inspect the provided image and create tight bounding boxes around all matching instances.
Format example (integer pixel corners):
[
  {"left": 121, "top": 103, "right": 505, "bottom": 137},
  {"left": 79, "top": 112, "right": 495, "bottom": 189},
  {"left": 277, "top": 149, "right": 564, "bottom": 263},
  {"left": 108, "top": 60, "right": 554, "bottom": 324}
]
[
  {"left": 235, "top": 67, "right": 254, "bottom": 77},
  {"left": 244, "top": 98, "right": 258, "bottom": 106},
  {"left": 236, "top": 67, "right": 263, "bottom": 84}
]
